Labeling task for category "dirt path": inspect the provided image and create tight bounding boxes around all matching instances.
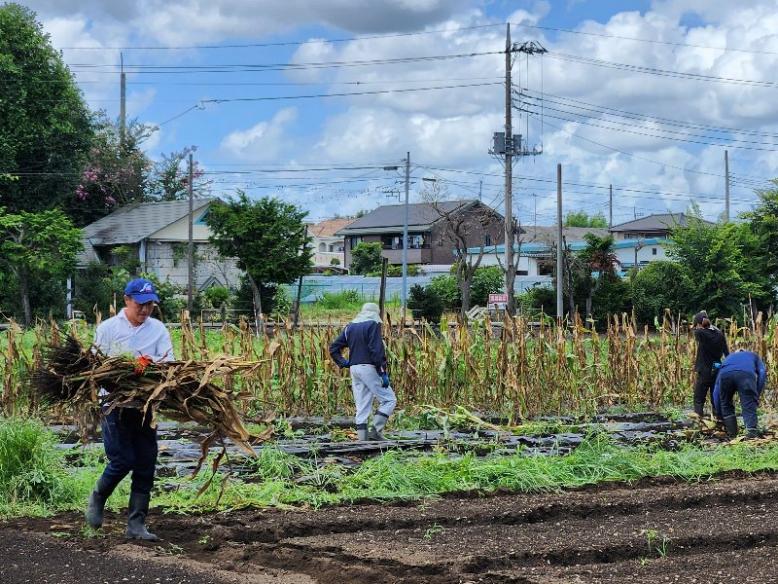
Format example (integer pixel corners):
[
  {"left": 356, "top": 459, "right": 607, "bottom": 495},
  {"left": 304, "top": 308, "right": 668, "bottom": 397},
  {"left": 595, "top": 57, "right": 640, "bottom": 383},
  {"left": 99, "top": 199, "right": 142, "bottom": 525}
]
[{"left": 3, "top": 473, "right": 777, "bottom": 583}]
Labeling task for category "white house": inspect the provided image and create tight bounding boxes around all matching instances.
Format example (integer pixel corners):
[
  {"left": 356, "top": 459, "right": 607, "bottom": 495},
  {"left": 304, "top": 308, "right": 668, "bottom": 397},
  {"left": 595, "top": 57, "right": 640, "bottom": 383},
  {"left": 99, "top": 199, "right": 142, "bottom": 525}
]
[
  {"left": 308, "top": 218, "right": 351, "bottom": 270},
  {"left": 77, "top": 199, "right": 242, "bottom": 290}
]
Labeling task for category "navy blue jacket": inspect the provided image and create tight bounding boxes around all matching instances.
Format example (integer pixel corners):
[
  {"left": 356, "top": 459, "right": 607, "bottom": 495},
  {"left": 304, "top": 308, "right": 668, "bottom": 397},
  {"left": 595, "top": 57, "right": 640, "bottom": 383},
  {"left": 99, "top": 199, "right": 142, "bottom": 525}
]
[
  {"left": 713, "top": 351, "right": 767, "bottom": 413},
  {"left": 329, "top": 320, "right": 386, "bottom": 371}
]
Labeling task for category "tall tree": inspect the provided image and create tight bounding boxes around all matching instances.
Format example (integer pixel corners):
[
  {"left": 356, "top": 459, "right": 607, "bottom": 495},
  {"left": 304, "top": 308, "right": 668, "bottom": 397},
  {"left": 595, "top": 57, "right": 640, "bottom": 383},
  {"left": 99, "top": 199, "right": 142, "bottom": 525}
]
[
  {"left": 149, "top": 146, "right": 207, "bottom": 202},
  {"left": 0, "top": 3, "right": 93, "bottom": 212},
  {"left": 565, "top": 211, "right": 608, "bottom": 228},
  {"left": 668, "top": 216, "right": 763, "bottom": 319},
  {"left": 577, "top": 233, "right": 620, "bottom": 318},
  {"left": 64, "top": 114, "right": 154, "bottom": 226},
  {"left": 206, "top": 193, "right": 311, "bottom": 330},
  {"left": 0, "top": 207, "right": 82, "bottom": 325}
]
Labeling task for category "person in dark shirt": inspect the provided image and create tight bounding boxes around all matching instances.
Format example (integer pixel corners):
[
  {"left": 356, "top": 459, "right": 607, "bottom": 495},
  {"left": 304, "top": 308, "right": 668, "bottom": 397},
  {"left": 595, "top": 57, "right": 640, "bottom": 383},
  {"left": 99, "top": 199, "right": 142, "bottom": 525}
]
[
  {"left": 329, "top": 302, "right": 397, "bottom": 441},
  {"left": 692, "top": 311, "right": 729, "bottom": 420},
  {"left": 713, "top": 350, "right": 767, "bottom": 439}
]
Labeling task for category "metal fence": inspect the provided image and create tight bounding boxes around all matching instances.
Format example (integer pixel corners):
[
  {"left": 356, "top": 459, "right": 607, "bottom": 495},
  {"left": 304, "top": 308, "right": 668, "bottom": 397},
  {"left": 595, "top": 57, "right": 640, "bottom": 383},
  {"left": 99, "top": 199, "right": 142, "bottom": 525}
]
[{"left": 283, "top": 275, "right": 553, "bottom": 303}]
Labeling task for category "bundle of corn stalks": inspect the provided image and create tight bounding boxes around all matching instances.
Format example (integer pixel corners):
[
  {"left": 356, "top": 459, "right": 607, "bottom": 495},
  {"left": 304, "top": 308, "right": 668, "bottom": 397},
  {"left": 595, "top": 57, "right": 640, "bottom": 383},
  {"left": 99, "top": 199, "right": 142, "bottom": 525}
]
[{"left": 32, "top": 335, "right": 268, "bottom": 467}]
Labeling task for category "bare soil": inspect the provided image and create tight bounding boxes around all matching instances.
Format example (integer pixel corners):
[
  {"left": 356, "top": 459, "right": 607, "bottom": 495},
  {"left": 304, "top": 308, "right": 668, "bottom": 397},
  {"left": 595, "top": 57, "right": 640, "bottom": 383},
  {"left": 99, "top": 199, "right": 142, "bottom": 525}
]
[{"left": 3, "top": 472, "right": 777, "bottom": 583}]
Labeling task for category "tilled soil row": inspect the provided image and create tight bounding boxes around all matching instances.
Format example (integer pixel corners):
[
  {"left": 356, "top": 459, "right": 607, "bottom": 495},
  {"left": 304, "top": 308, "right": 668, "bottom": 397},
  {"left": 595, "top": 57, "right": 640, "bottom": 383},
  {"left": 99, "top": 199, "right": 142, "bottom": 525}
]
[{"left": 5, "top": 473, "right": 778, "bottom": 583}]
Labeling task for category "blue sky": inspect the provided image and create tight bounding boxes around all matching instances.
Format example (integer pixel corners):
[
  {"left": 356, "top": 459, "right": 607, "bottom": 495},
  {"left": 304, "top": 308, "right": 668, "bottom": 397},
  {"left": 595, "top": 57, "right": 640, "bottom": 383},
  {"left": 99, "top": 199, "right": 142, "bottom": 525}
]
[{"left": 25, "top": 0, "right": 778, "bottom": 223}]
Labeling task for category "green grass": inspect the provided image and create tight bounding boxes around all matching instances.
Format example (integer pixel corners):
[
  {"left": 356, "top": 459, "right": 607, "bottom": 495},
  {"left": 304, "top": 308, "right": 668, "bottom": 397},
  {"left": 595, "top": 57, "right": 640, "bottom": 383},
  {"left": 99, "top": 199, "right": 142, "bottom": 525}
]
[{"left": 4, "top": 417, "right": 778, "bottom": 519}]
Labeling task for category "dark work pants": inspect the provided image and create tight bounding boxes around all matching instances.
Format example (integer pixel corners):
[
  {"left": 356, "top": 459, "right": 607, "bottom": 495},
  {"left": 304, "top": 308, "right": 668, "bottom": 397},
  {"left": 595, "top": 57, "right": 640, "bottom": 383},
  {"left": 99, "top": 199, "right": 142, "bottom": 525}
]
[
  {"left": 99, "top": 408, "right": 158, "bottom": 496},
  {"left": 718, "top": 370, "right": 760, "bottom": 430},
  {"left": 693, "top": 369, "right": 716, "bottom": 416}
]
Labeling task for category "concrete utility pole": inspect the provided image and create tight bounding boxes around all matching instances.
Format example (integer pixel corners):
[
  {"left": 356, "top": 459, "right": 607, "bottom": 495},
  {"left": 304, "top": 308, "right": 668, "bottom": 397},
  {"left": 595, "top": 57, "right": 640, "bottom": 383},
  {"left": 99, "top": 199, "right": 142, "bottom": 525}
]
[
  {"left": 556, "top": 164, "right": 563, "bottom": 320},
  {"left": 187, "top": 152, "right": 194, "bottom": 314},
  {"left": 292, "top": 225, "right": 308, "bottom": 329},
  {"left": 120, "top": 53, "right": 126, "bottom": 146},
  {"left": 402, "top": 152, "right": 410, "bottom": 325},
  {"left": 609, "top": 184, "right": 613, "bottom": 229},
  {"left": 503, "top": 23, "right": 515, "bottom": 315},
  {"left": 724, "top": 150, "right": 731, "bottom": 222}
]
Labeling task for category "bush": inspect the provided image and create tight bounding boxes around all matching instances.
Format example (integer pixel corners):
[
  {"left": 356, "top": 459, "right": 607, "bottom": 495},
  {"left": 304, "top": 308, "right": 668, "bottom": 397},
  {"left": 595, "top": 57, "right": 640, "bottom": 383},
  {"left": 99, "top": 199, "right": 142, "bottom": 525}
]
[
  {"left": 203, "top": 285, "right": 231, "bottom": 308},
  {"left": 517, "top": 286, "right": 555, "bottom": 317},
  {"left": 329, "top": 257, "right": 340, "bottom": 266},
  {"left": 428, "top": 275, "right": 461, "bottom": 311},
  {"left": 408, "top": 284, "right": 444, "bottom": 323},
  {"left": 471, "top": 266, "right": 504, "bottom": 306},
  {"left": 350, "top": 242, "right": 383, "bottom": 275},
  {"left": 317, "top": 289, "right": 362, "bottom": 309},
  {"left": 630, "top": 261, "right": 693, "bottom": 325},
  {"left": 0, "top": 418, "right": 70, "bottom": 505},
  {"left": 382, "top": 264, "right": 421, "bottom": 277}
]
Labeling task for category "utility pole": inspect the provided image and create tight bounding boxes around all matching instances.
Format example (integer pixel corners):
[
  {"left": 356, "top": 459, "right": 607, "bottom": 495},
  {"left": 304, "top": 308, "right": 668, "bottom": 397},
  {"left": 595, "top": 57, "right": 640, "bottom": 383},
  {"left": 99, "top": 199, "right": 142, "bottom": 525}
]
[
  {"left": 402, "top": 152, "right": 410, "bottom": 325},
  {"left": 556, "top": 164, "right": 563, "bottom": 320},
  {"left": 119, "top": 53, "right": 126, "bottom": 146},
  {"left": 503, "top": 24, "right": 516, "bottom": 315},
  {"left": 187, "top": 152, "right": 194, "bottom": 314},
  {"left": 609, "top": 184, "right": 613, "bottom": 229},
  {"left": 478, "top": 179, "right": 483, "bottom": 202},
  {"left": 533, "top": 192, "right": 538, "bottom": 238},
  {"left": 724, "top": 150, "right": 730, "bottom": 222}
]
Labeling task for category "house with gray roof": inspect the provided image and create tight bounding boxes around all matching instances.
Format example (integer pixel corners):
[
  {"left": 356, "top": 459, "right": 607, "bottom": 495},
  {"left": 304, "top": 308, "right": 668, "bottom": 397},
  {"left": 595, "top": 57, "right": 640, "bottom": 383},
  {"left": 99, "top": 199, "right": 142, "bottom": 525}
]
[
  {"left": 78, "top": 199, "right": 241, "bottom": 290},
  {"left": 609, "top": 212, "right": 712, "bottom": 240},
  {"left": 336, "top": 199, "right": 505, "bottom": 270}
]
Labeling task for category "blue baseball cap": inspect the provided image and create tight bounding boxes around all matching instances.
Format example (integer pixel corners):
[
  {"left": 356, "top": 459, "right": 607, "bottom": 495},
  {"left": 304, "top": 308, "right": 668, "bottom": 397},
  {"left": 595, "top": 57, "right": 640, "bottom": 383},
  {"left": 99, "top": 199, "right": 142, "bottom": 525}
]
[{"left": 124, "top": 278, "right": 160, "bottom": 304}]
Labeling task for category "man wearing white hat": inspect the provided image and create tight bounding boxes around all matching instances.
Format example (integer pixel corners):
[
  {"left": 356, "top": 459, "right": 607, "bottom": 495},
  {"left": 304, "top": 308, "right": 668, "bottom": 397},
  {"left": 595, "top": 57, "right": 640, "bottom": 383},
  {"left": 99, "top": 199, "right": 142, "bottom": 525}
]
[{"left": 329, "top": 302, "right": 397, "bottom": 441}]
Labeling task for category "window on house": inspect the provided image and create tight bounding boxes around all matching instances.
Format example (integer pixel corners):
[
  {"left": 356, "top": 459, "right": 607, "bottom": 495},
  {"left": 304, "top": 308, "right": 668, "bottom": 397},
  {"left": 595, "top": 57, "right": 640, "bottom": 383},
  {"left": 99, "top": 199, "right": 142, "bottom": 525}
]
[
  {"left": 484, "top": 234, "right": 492, "bottom": 247},
  {"left": 517, "top": 270, "right": 528, "bottom": 276},
  {"left": 652, "top": 247, "right": 657, "bottom": 255}
]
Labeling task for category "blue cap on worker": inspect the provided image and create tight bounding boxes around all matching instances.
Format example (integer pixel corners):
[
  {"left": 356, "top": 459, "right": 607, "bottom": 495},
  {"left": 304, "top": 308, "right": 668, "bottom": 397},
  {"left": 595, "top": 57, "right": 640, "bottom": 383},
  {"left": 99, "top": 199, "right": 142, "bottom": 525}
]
[{"left": 124, "top": 278, "right": 160, "bottom": 304}]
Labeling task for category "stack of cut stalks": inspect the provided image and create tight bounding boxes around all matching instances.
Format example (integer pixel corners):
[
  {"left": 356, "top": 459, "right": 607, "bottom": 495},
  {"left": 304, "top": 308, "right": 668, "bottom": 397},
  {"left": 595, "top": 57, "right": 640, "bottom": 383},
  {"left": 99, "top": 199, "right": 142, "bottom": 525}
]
[{"left": 32, "top": 335, "right": 265, "bottom": 460}]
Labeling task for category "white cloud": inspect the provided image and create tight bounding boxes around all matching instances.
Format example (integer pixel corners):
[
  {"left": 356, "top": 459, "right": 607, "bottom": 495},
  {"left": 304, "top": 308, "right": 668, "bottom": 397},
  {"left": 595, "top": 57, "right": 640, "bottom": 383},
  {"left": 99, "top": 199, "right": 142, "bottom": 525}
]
[{"left": 219, "top": 107, "right": 298, "bottom": 161}]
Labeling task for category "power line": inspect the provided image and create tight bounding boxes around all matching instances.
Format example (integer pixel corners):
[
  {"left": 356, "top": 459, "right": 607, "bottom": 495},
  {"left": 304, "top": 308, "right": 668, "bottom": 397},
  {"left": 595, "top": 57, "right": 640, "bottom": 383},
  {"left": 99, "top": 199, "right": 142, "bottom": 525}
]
[
  {"left": 549, "top": 52, "right": 778, "bottom": 89},
  {"left": 67, "top": 49, "right": 504, "bottom": 74}
]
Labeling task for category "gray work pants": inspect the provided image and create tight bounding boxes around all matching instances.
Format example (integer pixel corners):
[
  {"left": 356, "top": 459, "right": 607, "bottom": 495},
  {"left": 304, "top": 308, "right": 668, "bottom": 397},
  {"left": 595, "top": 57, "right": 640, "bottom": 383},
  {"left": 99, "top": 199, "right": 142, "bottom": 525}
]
[{"left": 349, "top": 364, "right": 397, "bottom": 426}]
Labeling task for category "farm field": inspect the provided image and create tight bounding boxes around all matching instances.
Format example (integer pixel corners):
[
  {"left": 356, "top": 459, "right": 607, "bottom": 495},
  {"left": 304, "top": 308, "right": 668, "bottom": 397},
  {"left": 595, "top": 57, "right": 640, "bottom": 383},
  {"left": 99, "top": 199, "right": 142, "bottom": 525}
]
[
  {"left": 3, "top": 472, "right": 777, "bottom": 583},
  {"left": 2, "top": 316, "right": 778, "bottom": 583}
]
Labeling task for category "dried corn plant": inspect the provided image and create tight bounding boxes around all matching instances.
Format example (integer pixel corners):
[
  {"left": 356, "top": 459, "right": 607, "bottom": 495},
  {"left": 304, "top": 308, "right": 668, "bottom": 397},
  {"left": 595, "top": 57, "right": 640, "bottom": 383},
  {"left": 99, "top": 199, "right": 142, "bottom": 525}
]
[
  {"left": 2, "top": 312, "right": 777, "bottom": 421},
  {"left": 31, "top": 335, "right": 267, "bottom": 468}
]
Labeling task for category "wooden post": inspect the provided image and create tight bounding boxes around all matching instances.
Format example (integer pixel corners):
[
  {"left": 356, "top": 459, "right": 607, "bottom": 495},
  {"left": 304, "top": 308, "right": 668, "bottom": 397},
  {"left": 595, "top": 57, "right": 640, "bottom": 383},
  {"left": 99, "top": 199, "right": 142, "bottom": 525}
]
[{"left": 378, "top": 257, "right": 389, "bottom": 319}]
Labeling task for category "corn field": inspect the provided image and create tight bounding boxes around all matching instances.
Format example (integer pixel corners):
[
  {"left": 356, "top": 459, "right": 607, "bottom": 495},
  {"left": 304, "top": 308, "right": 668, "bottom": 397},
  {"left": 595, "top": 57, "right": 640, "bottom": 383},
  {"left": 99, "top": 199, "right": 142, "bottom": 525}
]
[{"left": 2, "top": 312, "right": 777, "bottom": 421}]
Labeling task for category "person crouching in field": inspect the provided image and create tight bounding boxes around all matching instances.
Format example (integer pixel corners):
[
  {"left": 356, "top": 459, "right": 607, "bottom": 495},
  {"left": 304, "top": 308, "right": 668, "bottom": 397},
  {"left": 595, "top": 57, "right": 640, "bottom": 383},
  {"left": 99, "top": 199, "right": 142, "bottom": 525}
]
[
  {"left": 329, "top": 302, "right": 397, "bottom": 441},
  {"left": 85, "top": 278, "right": 174, "bottom": 541},
  {"left": 713, "top": 350, "right": 766, "bottom": 439},
  {"left": 692, "top": 311, "right": 728, "bottom": 420}
]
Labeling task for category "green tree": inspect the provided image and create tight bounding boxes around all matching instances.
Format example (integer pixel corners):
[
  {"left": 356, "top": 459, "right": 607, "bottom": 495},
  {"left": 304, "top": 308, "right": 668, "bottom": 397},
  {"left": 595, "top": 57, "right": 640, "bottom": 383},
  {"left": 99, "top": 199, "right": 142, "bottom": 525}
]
[
  {"left": 471, "top": 266, "right": 504, "bottom": 307},
  {"left": 428, "top": 274, "right": 461, "bottom": 311},
  {"left": 149, "top": 146, "right": 207, "bottom": 202},
  {"left": 0, "top": 208, "right": 82, "bottom": 325},
  {"left": 408, "top": 284, "right": 444, "bottom": 323},
  {"left": 65, "top": 115, "right": 153, "bottom": 226},
  {"left": 577, "top": 233, "right": 620, "bottom": 318},
  {"left": 0, "top": 4, "right": 93, "bottom": 213},
  {"left": 350, "top": 242, "right": 382, "bottom": 275},
  {"left": 565, "top": 211, "right": 608, "bottom": 228},
  {"left": 668, "top": 217, "right": 762, "bottom": 319},
  {"left": 630, "top": 261, "right": 693, "bottom": 324},
  {"left": 740, "top": 184, "right": 778, "bottom": 307},
  {"left": 206, "top": 193, "right": 311, "bottom": 329}
]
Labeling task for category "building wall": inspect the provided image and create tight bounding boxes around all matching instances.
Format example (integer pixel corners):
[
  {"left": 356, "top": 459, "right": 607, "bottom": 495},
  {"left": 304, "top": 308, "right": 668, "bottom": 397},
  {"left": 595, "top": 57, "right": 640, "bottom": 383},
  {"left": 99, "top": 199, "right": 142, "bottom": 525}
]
[
  {"left": 150, "top": 207, "right": 212, "bottom": 241},
  {"left": 428, "top": 206, "right": 505, "bottom": 265},
  {"left": 614, "top": 242, "right": 669, "bottom": 268},
  {"left": 145, "top": 240, "right": 242, "bottom": 290}
]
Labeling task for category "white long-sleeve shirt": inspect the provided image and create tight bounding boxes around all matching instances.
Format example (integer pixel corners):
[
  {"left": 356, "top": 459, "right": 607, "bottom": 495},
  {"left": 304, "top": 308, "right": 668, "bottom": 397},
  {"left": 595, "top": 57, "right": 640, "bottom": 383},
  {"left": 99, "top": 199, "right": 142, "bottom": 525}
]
[{"left": 94, "top": 309, "right": 174, "bottom": 362}]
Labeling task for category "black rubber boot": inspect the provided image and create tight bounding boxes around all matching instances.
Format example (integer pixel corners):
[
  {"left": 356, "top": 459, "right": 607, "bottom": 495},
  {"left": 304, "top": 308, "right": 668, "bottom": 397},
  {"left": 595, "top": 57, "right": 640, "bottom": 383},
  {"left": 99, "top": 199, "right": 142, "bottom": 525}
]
[
  {"left": 693, "top": 402, "right": 704, "bottom": 419},
  {"left": 84, "top": 477, "right": 112, "bottom": 529},
  {"left": 356, "top": 423, "right": 368, "bottom": 441},
  {"left": 125, "top": 492, "right": 159, "bottom": 541},
  {"left": 745, "top": 427, "right": 764, "bottom": 440},
  {"left": 368, "top": 411, "right": 390, "bottom": 441},
  {"left": 723, "top": 415, "right": 739, "bottom": 439}
]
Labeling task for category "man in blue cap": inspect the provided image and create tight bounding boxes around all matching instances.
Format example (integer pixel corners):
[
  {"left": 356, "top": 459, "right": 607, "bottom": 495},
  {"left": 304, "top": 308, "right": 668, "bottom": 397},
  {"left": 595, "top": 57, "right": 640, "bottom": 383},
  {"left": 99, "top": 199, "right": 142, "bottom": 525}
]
[
  {"left": 85, "top": 278, "right": 174, "bottom": 540},
  {"left": 713, "top": 349, "right": 767, "bottom": 439}
]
